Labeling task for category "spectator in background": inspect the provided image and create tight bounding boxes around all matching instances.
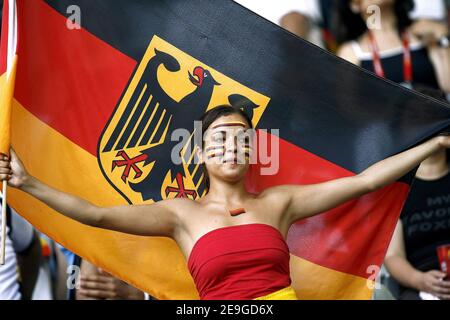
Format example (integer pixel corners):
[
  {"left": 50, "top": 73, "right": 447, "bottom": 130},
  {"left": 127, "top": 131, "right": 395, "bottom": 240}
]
[
  {"left": 76, "top": 260, "right": 146, "bottom": 300},
  {"left": 410, "top": 0, "right": 448, "bottom": 22},
  {"left": 233, "top": 0, "right": 331, "bottom": 48},
  {"left": 334, "top": 0, "right": 450, "bottom": 101},
  {"left": 278, "top": 0, "right": 448, "bottom": 52},
  {"left": 448, "top": 0, "right": 450, "bottom": 26},
  {"left": 0, "top": 204, "right": 41, "bottom": 300},
  {"left": 56, "top": 244, "right": 149, "bottom": 300},
  {"left": 55, "top": 245, "right": 80, "bottom": 300},
  {"left": 279, "top": 0, "right": 332, "bottom": 49},
  {"left": 384, "top": 86, "right": 450, "bottom": 300}
]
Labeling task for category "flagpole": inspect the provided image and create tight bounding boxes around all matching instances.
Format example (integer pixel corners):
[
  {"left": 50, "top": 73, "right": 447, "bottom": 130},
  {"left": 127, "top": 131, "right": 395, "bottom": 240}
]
[
  {"left": 0, "top": 0, "right": 17, "bottom": 266},
  {"left": 0, "top": 180, "right": 7, "bottom": 265}
]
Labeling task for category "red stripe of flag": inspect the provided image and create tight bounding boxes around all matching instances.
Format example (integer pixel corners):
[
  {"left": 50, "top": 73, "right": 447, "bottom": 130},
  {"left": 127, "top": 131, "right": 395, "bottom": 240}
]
[{"left": 15, "top": 0, "right": 136, "bottom": 156}]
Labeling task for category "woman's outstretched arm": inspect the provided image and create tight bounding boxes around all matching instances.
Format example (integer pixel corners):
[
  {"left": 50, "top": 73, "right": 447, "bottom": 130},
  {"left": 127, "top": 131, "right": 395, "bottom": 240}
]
[
  {"left": 0, "top": 149, "right": 183, "bottom": 237},
  {"left": 269, "top": 135, "right": 450, "bottom": 224}
]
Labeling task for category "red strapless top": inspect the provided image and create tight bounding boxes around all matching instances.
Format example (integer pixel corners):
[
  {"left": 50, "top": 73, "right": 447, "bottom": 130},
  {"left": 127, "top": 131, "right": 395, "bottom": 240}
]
[{"left": 187, "top": 223, "right": 291, "bottom": 300}]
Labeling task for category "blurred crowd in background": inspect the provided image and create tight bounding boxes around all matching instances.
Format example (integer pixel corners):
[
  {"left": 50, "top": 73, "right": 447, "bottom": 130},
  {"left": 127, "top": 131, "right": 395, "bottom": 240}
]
[{"left": 1, "top": 0, "right": 450, "bottom": 300}]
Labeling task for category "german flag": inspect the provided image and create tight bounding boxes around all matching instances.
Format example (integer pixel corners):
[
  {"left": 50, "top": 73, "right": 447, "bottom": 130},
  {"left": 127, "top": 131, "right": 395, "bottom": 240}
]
[
  {"left": 3, "top": 0, "right": 450, "bottom": 299},
  {"left": 0, "top": 0, "right": 17, "bottom": 158},
  {"left": 0, "top": 0, "right": 17, "bottom": 265}
]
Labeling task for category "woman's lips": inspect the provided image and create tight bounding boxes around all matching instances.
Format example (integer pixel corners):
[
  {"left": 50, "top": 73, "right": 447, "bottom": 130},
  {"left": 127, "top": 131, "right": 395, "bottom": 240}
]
[
  {"left": 222, "top": 157, "right": 246, "bottom": 165},
  {"left": 223, "top": 159, "right": 237, "bottom": 164}
]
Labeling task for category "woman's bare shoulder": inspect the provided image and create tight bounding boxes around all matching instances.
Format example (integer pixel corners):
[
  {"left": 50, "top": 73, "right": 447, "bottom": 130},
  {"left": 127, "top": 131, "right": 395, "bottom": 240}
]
[
  {"left": 256, "top": 185, "right": 295, "bottom": 203},
  {"left": 155, "top": 197, "right": 201, "bottom": 212},
  {"left": 149, "top": 197, "right": 205, "bottom": 230}
]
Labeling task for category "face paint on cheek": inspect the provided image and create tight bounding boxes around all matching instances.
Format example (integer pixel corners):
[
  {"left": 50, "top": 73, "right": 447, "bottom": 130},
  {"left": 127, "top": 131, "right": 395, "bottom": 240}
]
[
  {"left": 243, "top": 143, "right": 252, "bottom": 154},
  {"left": 206, "top": 151, "right": 225, "bottom": 159},
  {"left": 206, "top": 145, "right": 225, "bottom": 160},
  {"left": 205, "top": 121, "right": 251, "bottom": 163},
  {"left": 206, "top": 145, "right": 225, "bottom": 152},
  {"left": 237, "top": 143, "right": 253, "bottom": 162}
]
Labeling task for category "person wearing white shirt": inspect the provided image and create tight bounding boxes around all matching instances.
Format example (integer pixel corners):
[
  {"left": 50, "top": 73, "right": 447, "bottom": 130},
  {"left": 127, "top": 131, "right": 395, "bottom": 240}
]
[{"left": 0, "top": 205, "right": 40, "bottom": 300}]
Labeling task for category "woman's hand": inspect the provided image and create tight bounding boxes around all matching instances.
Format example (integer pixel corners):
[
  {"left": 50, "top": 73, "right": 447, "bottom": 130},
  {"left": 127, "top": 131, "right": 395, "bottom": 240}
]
[
  {"left": 438, "top": 134, "right": 450, "bottom": 148},
  {"left": 415, "top": 270, "right": 450, "bottom": 300},
  {"left": 413, "top": 20, "right": 450, "bottom": 93},
  {"left": 78, "top": 269, "right": 144, "bottom": 300},
  {"left": 411, "top": 20, "right": 448, "bottom": 46},
  {"left": 0, "top": 148, "right": 29, "bottom": 189}
]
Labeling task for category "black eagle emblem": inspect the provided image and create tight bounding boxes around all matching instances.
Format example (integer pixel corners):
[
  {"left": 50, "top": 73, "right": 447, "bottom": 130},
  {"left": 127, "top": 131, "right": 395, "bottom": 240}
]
[{"left": 101, "top": 48, "right": 259, "bottom": 202}]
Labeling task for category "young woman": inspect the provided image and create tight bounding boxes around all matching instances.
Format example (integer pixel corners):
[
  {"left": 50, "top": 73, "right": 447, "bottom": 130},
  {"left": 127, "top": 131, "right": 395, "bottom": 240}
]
[
  {"left": 385, "top": 147, "right": 450, "bottom": 300},
  {"left": 1, "top": 105, "right": 449, "bottom": 300},
  {"left": 334, "top": 0, "right": 450, "bottom": 95}
]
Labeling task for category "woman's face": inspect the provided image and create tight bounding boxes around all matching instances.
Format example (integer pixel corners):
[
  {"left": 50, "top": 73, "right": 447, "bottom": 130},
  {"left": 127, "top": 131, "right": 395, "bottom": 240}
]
[
  {"left": 351, "top": 0, "right": 395, "bottom": 13},
  {"left": 200, "top": 113, "right": 253, "bottom": 185}
]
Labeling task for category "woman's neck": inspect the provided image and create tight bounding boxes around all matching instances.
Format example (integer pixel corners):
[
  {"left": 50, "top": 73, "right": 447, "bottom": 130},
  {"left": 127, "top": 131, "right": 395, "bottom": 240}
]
[
  {"left": 361, "top": 4, "right": 401, "bottom": 48},
  {"left": 205, "top": 178, "right": 250, "bottom": 208},
  {"left": 416, "top": 149, "right": 449, "bottom": 181},
  {"left": 364, "top": 4, "right": 397, "bottom": 33}
]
